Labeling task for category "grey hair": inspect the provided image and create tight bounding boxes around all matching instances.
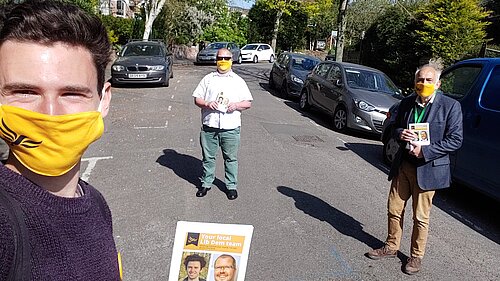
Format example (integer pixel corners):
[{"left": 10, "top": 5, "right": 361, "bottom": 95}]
[{"left": 415, "top": 58, "right": 444, "bottom": 82}]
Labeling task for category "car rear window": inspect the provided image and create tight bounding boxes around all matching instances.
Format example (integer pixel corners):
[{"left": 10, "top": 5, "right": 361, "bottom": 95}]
[
  {"left": 440, "top": 65, "right": 482, "bottom": 100},
  {"left": 479, "top": 65, "right": 500, "bottom": 111}
]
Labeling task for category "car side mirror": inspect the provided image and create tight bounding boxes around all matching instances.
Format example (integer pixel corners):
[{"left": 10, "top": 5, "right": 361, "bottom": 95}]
[{"left": 332, "top": 79, "right": 342, "bottom": 87}]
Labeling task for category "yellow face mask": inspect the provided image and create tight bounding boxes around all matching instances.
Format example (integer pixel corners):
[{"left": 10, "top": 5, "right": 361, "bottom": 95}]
[
  {"left": 217, "top": 60, "right": 232, "bottom": 72},
  {"left": 0, "top": 105, "right": 104, "bottom": 177},
  {"left": 415, "top": 82, "right": 436, "bottom": 98}
]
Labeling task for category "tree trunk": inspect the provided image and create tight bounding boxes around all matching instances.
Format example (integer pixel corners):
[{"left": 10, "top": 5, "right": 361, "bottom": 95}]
[
  {"left": 335, "top": 0, "right": 348, "bottom": 62},
  {"left": 142, "top": 0, "right": 168, "bottom": 40},
  {"left": 271, "top": 10, "right": 283, "bottom": 51}
]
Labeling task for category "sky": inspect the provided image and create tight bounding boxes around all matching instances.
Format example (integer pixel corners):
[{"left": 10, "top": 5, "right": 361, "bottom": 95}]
[{"left": 230, "top": 0, "right": 255, "bottom": 9}]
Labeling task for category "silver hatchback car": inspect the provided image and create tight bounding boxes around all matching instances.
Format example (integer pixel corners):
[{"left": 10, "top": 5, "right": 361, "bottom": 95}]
[{"left": 300, "top": 61, "right": 402, "bottom": 134}]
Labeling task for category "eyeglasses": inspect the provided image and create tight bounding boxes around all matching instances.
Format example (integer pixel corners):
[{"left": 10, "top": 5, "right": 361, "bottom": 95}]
[
  {"left": 215, "top": 265, "right": 234, "bottom": 271},
  {"left": 216, "top": 56, "right": 232, "bottom": 61}
]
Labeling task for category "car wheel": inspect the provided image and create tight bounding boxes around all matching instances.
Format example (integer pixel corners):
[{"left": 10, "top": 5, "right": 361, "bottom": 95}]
[
  {"left": 383, "top": 137, "right": 399, "bottom": 165},
  {"left": 269, "top": 55, "right": 275, "bottom": 63},
  {"left": 268, "top": 71, "right": 275, "bottom": 89},
  {"left": 162, "top": 73, "right": 170, "bottom": 87},
  {"left": 237, "top": 55, "right": 242, "bottom": 64},
  {"left": 253, "top": 55, "right": 258, "bottom": 63},
  {"left": 333, "top": 105, "right": 347, "bottom": 132},
  {"left": 299, "top": 90, "right": 310, "bottom": 111}
]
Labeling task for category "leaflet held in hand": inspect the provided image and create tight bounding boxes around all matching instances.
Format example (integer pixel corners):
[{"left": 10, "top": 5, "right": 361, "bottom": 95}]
[{"left": 409, "top": 122, "right": 430, "bottom": 145}]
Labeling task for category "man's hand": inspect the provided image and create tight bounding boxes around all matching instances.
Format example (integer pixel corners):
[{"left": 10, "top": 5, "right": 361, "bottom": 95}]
[
  {"left": 400, "top": 129, "right": 418, "bottom": 142},
  {"left": 205, "top": 101, "right": 217, "bottom": 110},
  {"left": 409, "top": 141, "right": 423, "bottom": 158},
  {"left": 226, "top": 102, "right": 238, "bottom": 113}
]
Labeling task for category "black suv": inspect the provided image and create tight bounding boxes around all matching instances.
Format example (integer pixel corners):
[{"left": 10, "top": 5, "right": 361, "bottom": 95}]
[{"left": 111, "top": 40, "right": 173, "bottom": 87}]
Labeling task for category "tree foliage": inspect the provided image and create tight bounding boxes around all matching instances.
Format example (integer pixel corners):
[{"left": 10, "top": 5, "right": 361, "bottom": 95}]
[
  {"left": 414, "top": 0, "right": 490, "bottom": 64},
  {"left": 302, "top": 0, "right": 337, "bottom": 50},
  {"left": 99, "top": 15, "right": 134, "bottom": 46}
]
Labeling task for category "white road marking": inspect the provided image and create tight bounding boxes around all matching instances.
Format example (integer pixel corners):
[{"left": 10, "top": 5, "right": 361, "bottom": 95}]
[
  {"left": 309, "top": 120, "right": 320, "bottom": 127},
  {"left": 81, "top": 156, "right": 113, "bottom": 181},
  {"left": 134, "top": 120, "right": 168, "bottom": 129},
  {"left": 171, "top": 95, "right": 175, "bottom": 99},
  {"left": 168, "top": 106, "right": 172, "bottom": 111},
  {"left": 337, "top": 137, "right": 347, "bottom": 144}
]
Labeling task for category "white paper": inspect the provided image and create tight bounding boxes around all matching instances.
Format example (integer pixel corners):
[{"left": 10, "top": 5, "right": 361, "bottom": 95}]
[{"left": 168, "top": 221, "right": 254, "bottom": 281}]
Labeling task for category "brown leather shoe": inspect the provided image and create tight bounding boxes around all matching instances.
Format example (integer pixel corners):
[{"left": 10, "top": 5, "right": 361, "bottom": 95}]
[
  {"left": 404, "top": 257, "right": 422, "bottom": 275},
  {"left": 366, "top": 245, "right": 397, "bottom": 260}
]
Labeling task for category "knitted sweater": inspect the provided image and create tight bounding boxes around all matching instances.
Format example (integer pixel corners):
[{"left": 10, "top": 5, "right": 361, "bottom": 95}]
[{"left": 0, "top": 164, "right": 119, "bottom": 280}]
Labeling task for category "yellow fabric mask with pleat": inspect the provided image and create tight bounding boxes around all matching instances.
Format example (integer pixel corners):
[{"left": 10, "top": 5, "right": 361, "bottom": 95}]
[{"left": 0, "top": 105, "right": 104, "bottom": 176}]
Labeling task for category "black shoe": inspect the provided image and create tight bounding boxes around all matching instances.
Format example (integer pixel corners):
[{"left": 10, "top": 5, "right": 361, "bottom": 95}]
[
  {"left": 226, "top": 189, "right": 238, "bottom": 200},
  {"left": 196, "top": 187, "right": 210, "bottom": 197}
]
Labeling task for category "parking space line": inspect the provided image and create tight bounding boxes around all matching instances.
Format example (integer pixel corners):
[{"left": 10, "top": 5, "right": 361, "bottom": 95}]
[
  {"left": 133, "top": 120, "right": 168, "bottom": 129},
  {"left": 81, "top": 156, "right": 113, "bottom": 181}
]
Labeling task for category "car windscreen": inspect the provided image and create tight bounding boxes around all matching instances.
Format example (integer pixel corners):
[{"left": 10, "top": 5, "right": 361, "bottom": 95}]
[
  {"left": 242, "top": 45, "right": 258, "bottom": 50},
  {"left": 206, "top": 43, "right": 227, "bottom": 50},
  {"left": 291, "top": 57, "right": 319, "bottom": 71},
  {"left": 122, "top": 44, "right": 164, "bottom": 57},
  {"left": 345, "top": 68, "right": 400, "bottom": 95}
]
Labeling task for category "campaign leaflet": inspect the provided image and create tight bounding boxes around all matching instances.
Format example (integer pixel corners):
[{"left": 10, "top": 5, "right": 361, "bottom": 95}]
[
  {"left": 215, "top": 92, "right": 229, "bottom": 113},
  {"left": 409, "top": 122, "right": 430, "bottom": 145},
  {"left": 168, "top": 221, "right": 254, "bottom": 281}
]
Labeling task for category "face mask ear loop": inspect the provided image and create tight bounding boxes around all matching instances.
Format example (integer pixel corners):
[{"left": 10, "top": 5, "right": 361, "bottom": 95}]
[{"left": 97, "top": 89, "right": 106, "bottom": 113}]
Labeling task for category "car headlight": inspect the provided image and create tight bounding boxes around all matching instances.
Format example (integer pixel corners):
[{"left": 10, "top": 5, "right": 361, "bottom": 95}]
[
  {"left": 354, "top": 99, "right": 376, "bottom": 111},
  {"left": 150, "top": 65, "right": 165, "bottom": 71},
  {"left": 112, "top": 65, "right": 125, "bottom": 71},
  {"left": 291, "top": 74, "right": 303, "bottom": 84}
]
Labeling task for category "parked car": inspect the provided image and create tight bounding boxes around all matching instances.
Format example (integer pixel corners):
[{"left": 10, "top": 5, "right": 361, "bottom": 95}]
[
  {"left": 381, "top": 58, "right": 500, "bottom": 201},
  {"left": 269, "top": 52, "right": 320, "bottom": 98},
  {"left": 240, "top": 43, "right": 275, "bottom": 63},
  {"left": 196, "top": 42, "right": 241, "bottom": 64},
  {"left": 111, "top": 40, "right": 173, "bottom": 87},
  {"left": 300, "top": 61, "right": 402, "bottom": 133}
]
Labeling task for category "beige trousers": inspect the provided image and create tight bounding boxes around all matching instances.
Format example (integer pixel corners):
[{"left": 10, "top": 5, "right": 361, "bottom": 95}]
[{"left": 386, "top": 160, "right": 435, "bottom": 258}]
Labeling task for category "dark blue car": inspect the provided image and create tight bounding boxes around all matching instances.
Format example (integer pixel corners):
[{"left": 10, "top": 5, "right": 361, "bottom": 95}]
[{"left": 268, "top": 52, "right": 320, "bottom": 98}]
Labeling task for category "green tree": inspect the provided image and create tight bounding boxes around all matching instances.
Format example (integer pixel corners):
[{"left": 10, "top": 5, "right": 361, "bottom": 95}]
[
  {"left": 483, "top": 0, "right": 500, "bottom": 45},
  {"left": 202, "top": 9, "right": 249, "bottom": 47},
  {"left": 99, "top": 15, "right": 134, "bottom": 45},
  {"left": 303, "top": 0, "right": 337, "bottom": 50},
  {"left": 247, "top": 0, "right": 275, "bottom": 43},
  {"left": 414, "top": 0, "right": 490, "bottom": 64},
  {"left": 258, "top": 0, "right": 298, "bottom": 50},
  {"left": 361, "top": 3, "right": 422, "bottom": 88}
]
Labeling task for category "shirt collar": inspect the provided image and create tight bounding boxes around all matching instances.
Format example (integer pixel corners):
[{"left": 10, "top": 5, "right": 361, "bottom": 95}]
[
  {"left": 415, "top": 91, "right": 437, "bottom": 107},
  {"left": 215, "top": 70, "right": 234, "bottom": 77}
]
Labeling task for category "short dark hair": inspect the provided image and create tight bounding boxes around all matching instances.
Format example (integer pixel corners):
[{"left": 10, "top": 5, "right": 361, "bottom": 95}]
[
  {"left": 215, "top": 254, "right": 236, "bottom": 269},
  {"left": 0, "top": 0, "right": 111, "bottom": 92},
  {"left": 184, "top": 254, "right": 207, "bottom": 269}
]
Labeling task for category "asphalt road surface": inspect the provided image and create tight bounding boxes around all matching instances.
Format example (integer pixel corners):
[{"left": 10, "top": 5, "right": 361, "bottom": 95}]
[{"left": 82, "top": 62, "right": 500, "bottom": 281}]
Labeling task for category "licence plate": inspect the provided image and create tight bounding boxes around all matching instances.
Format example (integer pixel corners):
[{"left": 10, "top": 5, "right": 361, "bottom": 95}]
[{"left": 128, "top": 74, "right": 147, "bottom": 78}]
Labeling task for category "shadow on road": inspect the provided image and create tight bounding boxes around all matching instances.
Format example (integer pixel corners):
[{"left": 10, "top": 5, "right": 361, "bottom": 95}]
[
  {"left": 156, "top": 149, "right": 225, "bottom": 191},
  {"left": 275, "top": 186, "right": 398, "bottom": 259},
  {"left": 342, "top": 142, "right": 500, "bottom": 245}
]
